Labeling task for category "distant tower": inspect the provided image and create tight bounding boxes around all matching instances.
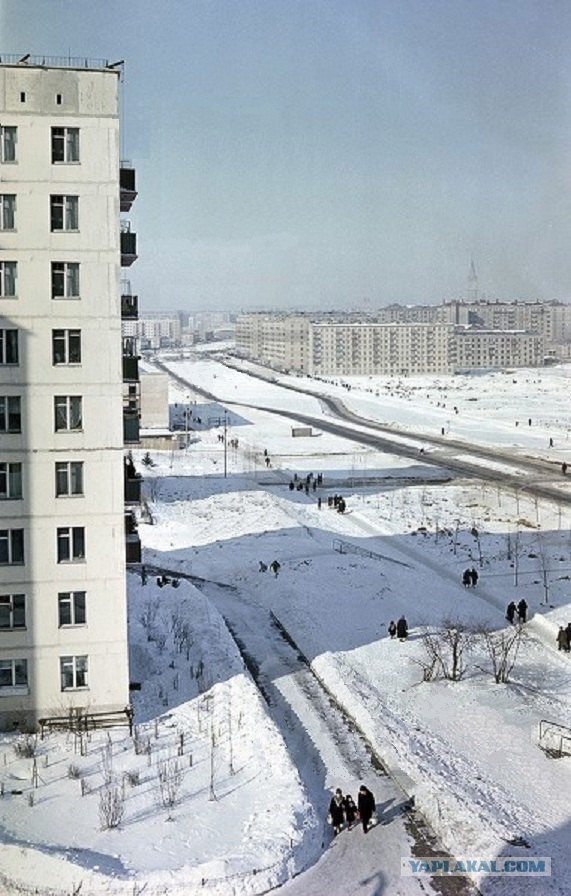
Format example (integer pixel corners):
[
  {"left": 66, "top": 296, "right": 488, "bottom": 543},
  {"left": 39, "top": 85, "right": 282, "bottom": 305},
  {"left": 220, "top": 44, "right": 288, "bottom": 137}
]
[{"left": 468, "top": 258, "right": 479, "bottom": 303}]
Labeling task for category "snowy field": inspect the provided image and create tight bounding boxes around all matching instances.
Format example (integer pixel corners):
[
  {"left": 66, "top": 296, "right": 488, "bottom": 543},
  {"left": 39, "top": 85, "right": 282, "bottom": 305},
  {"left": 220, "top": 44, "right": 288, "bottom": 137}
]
[{"left": 2, "top": 357, "right": 571, "bottom": 895}]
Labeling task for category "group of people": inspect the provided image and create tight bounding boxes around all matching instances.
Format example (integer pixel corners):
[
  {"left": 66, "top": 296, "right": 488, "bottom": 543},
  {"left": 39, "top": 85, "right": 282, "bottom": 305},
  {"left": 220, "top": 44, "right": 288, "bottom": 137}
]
[
  {"left": 328, "top": 784, "right": 376, "bottom": 835},
  {"left": 462, "top": 567, "right": 479, "bottom": 587},
  {"left": 327, "top": 494, "right": 347, "bottom": 513},
  {"left": 388, "top": 616, "right": 408, "bottom": 641},
  {"left": 259, "top": 559, "right": 281, "bottom": 577},
  {"left": 556, "top": 622, "right": 571, "bottom": 651},
  {"left": 505, "top": 599, "right": 528, "bottom": 624}
]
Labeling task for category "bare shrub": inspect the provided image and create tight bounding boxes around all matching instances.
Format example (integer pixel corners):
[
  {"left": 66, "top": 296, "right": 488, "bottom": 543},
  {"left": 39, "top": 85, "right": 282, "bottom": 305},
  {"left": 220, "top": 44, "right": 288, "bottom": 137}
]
[
  {"left": 13, "top": 735, "right": 38, "bottom": 759},
  {"left": 100, "top": 741, "right": 113, "bottom": 786},
  {"left": 133, "top": 726, "right": 151, "bottom": 756},
  {"left": 99, "top": 781, "right": 124, "bottom": 829},
  {"left": 125, "top": 769, "right": 140, "bottom": 787},
  {"left": 68, "top": 763, "right": 81, "bottom": 779},
  {"left": 418, "top": 620, "right": 473, "bottom": 682},
  {"left": 476, "top": 623, "right": 526, "bottom": 683},
  {"left": 157, "top": 758, "right": 183, "bottom": 816}
]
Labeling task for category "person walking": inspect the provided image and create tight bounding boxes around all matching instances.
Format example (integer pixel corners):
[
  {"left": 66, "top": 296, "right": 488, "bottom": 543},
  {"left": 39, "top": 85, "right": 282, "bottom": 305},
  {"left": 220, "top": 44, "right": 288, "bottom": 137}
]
[
  {"left": 357, "top": 784, "right": 376, "bottom": 833},
  {"left": 396, "top": 615, "right": 408, "bottom": 641},
  {"left": 269, "top": 560, "right": 281, "bottom": 578},
  {"left": 517, "top": 598, "right": 528, "bottom": 623},
  {"left": 462, "top": 569, "right": 471, "bottom": 587},
  {"left": 259, "top": 561, "right": 268, "bottom": 572},
  {"left": 565, "top": 622, "right": 571, "bottom": 651},
  {"left": 388, "top": 620, "right": 397, "bottom": 639},
  {"left": 344, "top": 794, "right": 357, "bottom": 830},
  {"left": 506, "top": 601, "right": 517, "bottom": 624},
  {"left": 328, "top": 788, "right": 345, "bottom": 835},
  {"left": 317, "top": 496, "right": 322, "bottom": 509},
  {"left": 469, "top": 567, "right": 479, "bottom": 587},
  {"left": 557, "top": 627, "right": 568, "bottom": 652}
]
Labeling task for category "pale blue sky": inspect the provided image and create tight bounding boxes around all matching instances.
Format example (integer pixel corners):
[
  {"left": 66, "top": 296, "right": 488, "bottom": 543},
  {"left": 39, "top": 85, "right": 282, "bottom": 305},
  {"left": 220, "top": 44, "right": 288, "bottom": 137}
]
[{"left": 2, "top": 0, "right": 571, "bottom": 311}]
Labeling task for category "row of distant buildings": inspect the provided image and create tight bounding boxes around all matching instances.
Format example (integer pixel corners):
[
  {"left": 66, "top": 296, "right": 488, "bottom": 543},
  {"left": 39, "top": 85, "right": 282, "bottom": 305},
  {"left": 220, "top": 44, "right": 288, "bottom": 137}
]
[
  {"left": 126, "top": 311, "right": 235, "bottom": 351},
  {"left": 235, "top": 301, "right": 571, "bottom": 376}
]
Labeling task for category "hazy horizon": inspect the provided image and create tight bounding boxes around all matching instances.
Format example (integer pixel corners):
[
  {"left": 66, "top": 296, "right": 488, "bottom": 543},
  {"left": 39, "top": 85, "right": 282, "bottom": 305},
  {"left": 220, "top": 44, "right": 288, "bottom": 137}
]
[{"left": 3, "top": 0, "right": 571, "bottom": 312}]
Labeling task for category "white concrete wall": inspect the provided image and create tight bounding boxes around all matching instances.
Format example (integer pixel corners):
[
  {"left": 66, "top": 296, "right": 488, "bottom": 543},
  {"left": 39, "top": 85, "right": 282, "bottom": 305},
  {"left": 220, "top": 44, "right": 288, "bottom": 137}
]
[{"left": 0, "top": 64, "right": 129, "bottom": 727}]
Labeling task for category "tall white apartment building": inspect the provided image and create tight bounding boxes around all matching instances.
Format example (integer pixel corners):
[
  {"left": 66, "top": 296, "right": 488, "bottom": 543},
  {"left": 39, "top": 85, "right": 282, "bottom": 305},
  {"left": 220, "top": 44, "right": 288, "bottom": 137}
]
[{"left": 0, "top": 57, "right": 137, "bottom": 729}]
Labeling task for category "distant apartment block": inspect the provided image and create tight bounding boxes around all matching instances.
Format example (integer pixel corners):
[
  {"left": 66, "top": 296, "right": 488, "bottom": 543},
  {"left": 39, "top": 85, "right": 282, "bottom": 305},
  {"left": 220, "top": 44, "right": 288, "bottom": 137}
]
[
  {"left": 0, "top": 56, "right": 138, "bottom": 729},
  {"left": 236, "top": 308, "right": 547, "bottom": 376}
]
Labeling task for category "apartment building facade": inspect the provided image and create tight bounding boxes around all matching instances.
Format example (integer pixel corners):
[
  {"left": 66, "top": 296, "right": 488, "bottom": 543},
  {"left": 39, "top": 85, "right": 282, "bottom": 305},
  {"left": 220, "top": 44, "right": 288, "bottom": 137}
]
[
  {"left": 236, "top": 312, "right": 545, "bottom": 376},
  {"left": 0, "top": 58, "right": 134, "bottom": 728}
]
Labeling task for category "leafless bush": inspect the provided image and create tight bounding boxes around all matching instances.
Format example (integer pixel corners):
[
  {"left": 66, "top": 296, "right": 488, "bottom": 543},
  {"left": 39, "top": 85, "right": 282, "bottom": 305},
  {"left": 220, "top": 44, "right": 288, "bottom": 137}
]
[
  {"left": 13, "top": 735, "right": 38, "bottom": 759},
  {"left": 418, "top": 620, "right": 473, "bottom": 682},
  {"left": 140, "top": 600, "right": 159, "bottom": 637},
  {"left": 157, "top": 758, "right": 183, "bottom": 816},
  {"left": 99, "top": 781, "right": 124, "bottom": 830},
  {"left": 100, "top": 741, "right": 113, "bottom": 786},
  {"left": 125, "top": 769, "right": 140, "bottom": 787},
  {"left": 133, "top": 726, "right": 151, "bottom": 756},
  {"left": 476, "top": 623, "right": 526, "bottom": 683},
  {"left": 68, "top": 763, "right": 81, "bottom": 779}
]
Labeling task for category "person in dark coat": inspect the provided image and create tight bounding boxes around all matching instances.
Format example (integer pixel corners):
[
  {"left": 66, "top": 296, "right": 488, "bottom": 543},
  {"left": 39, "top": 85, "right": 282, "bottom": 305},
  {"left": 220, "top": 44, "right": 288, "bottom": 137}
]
[
  {"left": 506, "top": 601, "right": 517, "bottom": 624},
  {"left": 328, "top": 788, "right": 345, "bottom": 835},
  {"left": 565, "top": 622, "right": 571, "bottom": 651},
  {"left": 388, "top": 620, "right": 397, "bottom": 639},
  {"left": 557, "top": 627, "right": 568, "bottom": 651},
  {"left": 517, "top": 599, "right": 528, "bottom": 623},
  {"left": 357, "top": 784, "right": 376, "bottom": 833},
  {"left": 344, "top": 794, "right": 357, "bottom": 830},
  {"left": 269, "top": 560, "right": 281, "bottom": 578},
  {"left": 462, "top": 569, "right": 471, "bottom": 587},
  {"left": 470, "top": 567, "right": 479, "bottom": 587},
  {"left": 396, "top": 616, "right": 408, "bottom": 640}
]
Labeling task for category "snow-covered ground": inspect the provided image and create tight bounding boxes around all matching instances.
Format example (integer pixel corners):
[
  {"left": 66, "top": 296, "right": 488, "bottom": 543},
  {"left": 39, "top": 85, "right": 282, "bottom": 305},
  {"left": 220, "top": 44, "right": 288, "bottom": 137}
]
[{"left": 2, "top": 357, "right": 571, "bottom": 895}]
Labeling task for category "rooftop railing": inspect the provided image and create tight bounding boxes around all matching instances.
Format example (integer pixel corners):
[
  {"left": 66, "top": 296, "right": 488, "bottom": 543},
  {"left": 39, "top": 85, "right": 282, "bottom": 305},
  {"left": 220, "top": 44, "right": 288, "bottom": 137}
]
[{"left": 0, "top": 53, "right": 116, "bottom": 70}]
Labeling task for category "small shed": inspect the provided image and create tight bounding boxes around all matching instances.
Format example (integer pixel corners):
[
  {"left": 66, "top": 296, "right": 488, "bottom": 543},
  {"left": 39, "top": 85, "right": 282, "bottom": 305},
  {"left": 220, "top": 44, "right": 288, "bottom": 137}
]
[{"left": 291, "top": 426, "right": 313, "bottom": 438}]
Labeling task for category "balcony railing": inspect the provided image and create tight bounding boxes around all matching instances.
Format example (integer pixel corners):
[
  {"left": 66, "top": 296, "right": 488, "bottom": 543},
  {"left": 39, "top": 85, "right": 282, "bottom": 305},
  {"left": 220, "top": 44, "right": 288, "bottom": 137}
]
[
  {"left": 123, "top": 410, "right": 140, "bottom": 445},
  {"left": 121, "top": 294, "right": 138, "bottom": 320},
  {"left": 124, "top": 477, "right": 142, "bottom": 504},
  {"left": 120, "top": 223, "right": 137, "bottom": 267},
  {"left": 120, "top": 162, "right": 137, "bottom": 212},
  {"left": 126, "top": 535, "right": 142, "bottom": 565},
  {"left": 122, "top": 355, "right": 139, "bottom": 382}
]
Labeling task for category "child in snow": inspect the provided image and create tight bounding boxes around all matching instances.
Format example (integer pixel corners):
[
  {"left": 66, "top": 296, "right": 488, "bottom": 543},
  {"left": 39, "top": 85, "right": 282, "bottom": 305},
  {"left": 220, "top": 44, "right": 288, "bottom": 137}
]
[{"left": 344, "top": 794, "right": 358, "bottom": 830}]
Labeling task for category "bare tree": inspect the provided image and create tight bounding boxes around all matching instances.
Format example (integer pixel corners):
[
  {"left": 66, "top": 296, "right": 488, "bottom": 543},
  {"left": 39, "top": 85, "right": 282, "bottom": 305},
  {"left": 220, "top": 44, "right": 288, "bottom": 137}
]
[
  {"left": 157, "top": 758, "right": 183, "bottom": 819},
  {"left": 476, "top": 623, "right": 526, "bottom": 684},
  {"left": 418, "top": 620, "right": 473, "bottom": 682},
  {"left": 99, "top": 781, "right": 124, "bottom": 829}
]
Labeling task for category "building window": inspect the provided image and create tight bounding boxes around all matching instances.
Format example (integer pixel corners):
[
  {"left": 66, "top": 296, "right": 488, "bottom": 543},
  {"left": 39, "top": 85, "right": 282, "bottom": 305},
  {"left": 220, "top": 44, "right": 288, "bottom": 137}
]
[
  {"left": 60, "top": 655, "right": 88, "bottom": 690},
  {"left": 55, "top": 461, "right": 83, "bottom": 497},
  {"left": 52, "top": 329, "right": 81, "bottom": 365},
  {"left": 0, "top": 330, "right": 18, "bottom": 365},
  {"left": 0, "top": 126, "right": 17, "bottom": 163},
  {"left": 0, "top": 261, "right": 17, "bottom": 297},
  {"left": 0, "top": 195, "right": 16, "bottom": 231},
  {"left": 0, "top": 462, "right": 22, "bottom": 499},
  {"left": 51, "top": 127, "right": 79, "bottom": 164},
  {"left": 0, "top": 658, "right": 27, "bottom": 691},
  {"left": 0, "top": 593, "right": 25, "bottom": 629},
  {"left": 57, "top": 526, "right": 85, "bottom": 563},
  {"left": 51, "top": 262, "right": 80, "bottom": 299},
  {"left": 56, "top": 93, "right": 62, "bottom": 105},
  {"left": 50, "top": 195, "right": 78, "bottom": 231},
  {"left": 54, "top": 395, "right": 82, "bottom": 431},
  {"left": 0, "top": 529, "right": 24, "bottom": 564},
  {"left": 58, "top": 591, "right": 86, "bottom": 626},
  {"left": 0, "top": 396, "right": 21, "bottom": 433}
]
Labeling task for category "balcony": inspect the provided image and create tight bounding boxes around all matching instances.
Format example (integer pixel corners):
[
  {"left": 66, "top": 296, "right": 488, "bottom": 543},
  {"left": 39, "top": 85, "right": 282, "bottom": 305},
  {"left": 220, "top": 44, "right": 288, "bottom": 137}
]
[
  {"left": 120, "top": 161, "right": 137, "bottom": 212},
  {"left": 121, "top": 283, "right": 138, "bottom": 320},
  {"left": 125, "top": 510, "right": 141, "bottom": 563},
  {"left": 120, "top": 221, "right": 137, "bottom": 267},
  {"left": 122, "top": 355, "right": 139, "bottom": 382},
  {"left": 123, "top": 409, "right": 140, "bottom": 445},
  {"left": 125, "top": 476, "right": 142, "bottom": 505}
]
